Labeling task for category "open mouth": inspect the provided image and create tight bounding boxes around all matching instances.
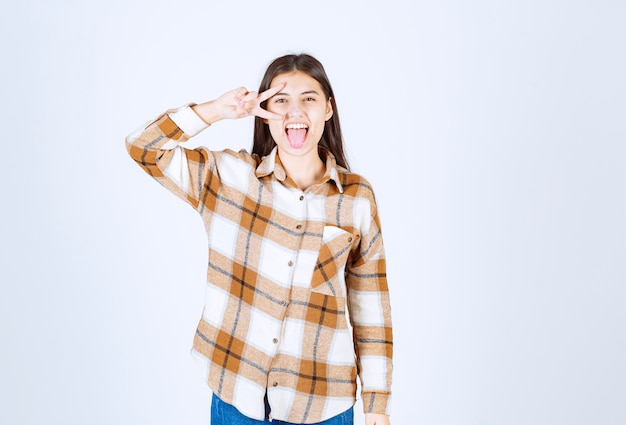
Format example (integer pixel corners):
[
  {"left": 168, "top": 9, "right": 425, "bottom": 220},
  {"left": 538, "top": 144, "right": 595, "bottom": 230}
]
[{"left": 285, "top": 123, "right": 309, "bottom": 148}]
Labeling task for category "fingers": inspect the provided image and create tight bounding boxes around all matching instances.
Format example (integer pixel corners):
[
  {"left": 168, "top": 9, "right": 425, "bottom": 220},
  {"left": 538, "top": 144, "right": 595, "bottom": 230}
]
[
  {"left": 229, "top": 88, "right": 260, "bottom": 118},
  {"left": 254, "top": 107, "right": 284, "bottom": 121},
  {"left": 233, "top": 87, "right": 250, "bottom": 103},
  {"left": 254, "top": 82, "right": 286, "bottom": 120},
  {"left": 234, "top": 89, "right": 256, "bottom": 110},
  {"left": 221, "top": 84, "right": 286, "bottom": 121},
  {"left": 258, "top": 81, "right": 286, "bottom": 103}
]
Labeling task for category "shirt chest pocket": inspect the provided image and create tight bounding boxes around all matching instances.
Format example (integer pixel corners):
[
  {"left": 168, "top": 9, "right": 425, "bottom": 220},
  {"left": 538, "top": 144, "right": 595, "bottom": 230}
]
[{"left": 310, "top": 226, "right": 357, "bottom": 297}]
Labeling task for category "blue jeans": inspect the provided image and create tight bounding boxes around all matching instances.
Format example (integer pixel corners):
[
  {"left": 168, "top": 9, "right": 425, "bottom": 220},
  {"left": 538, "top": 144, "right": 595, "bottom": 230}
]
[{"left": 210, "top": 393, "right": 354, "bottom": 425}]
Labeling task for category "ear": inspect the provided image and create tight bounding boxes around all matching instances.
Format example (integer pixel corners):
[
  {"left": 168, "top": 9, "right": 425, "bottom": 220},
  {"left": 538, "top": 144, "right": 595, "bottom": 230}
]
[{"left": 325, "top": 98, "right": 334, "bottom": 121}]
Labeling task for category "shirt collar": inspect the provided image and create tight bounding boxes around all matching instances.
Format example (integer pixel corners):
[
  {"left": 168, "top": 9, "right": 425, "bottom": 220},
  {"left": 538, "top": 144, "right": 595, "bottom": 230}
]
[{"left": 255, "top": 147, "right": 344, "bottom": 193}]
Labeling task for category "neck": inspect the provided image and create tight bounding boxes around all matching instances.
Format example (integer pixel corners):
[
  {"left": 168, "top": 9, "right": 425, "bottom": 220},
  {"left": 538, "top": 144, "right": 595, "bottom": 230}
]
[{"left": 278, "top": 149, "right": 326, "bottom": 190}]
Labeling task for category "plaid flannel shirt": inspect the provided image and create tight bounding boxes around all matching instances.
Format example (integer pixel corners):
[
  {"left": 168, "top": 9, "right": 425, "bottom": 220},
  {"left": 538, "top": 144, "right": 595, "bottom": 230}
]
[{"left": 126, "top": 105, "right": 393, "bottom": 423}]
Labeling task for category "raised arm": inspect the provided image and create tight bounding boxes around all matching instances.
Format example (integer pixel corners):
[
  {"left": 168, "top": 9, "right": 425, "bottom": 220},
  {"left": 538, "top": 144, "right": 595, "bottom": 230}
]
[{"left": 125, "top": 83, "right": 286, "bottom": 207}]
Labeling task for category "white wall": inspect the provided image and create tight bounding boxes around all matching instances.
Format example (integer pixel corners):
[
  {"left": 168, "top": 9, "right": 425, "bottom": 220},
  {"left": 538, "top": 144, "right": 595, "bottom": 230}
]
[{"left": 1, "top": 1, "right": 625, "bottom": 424}]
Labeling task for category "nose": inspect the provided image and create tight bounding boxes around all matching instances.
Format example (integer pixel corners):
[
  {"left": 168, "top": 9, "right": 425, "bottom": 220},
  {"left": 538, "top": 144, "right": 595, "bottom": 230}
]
[{"left": 286, "top": 102, "right": 304, "bottom": 117}]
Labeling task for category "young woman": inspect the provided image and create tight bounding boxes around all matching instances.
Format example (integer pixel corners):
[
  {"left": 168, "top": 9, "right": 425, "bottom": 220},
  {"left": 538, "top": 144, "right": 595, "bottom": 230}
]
[{"left": 126, "top": 54, "right": 393, "bottom": 425}]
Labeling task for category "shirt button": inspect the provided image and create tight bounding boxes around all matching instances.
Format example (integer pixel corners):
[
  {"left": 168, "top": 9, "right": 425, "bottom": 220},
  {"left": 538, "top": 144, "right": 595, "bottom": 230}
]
[
  {"left": 288, "top": 260, "right": 294, "bottom": 267},
  {"left": 273, "top": 338, "right": 278, "bottom": 344},
  {"left": 299, "top": 195, "right": 304, "bottom": 201},
  {"left": 348, "top": 236, "right": 353, "bottom": 242},
  {"left": 296, "top": 224, "right": 302, "bottom": 230},
  {"left": 272, "top": 382, "right": 278, "bottom": 387}
]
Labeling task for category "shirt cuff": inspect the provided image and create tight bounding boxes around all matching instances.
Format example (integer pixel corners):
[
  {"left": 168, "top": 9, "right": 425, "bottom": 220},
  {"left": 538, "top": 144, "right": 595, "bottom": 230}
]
[
  {"left": 362, "top": 392, "right": 391, "bottom": 416},
  {"left": 169, "top": 105, "right": 209, "bottom": 137}
]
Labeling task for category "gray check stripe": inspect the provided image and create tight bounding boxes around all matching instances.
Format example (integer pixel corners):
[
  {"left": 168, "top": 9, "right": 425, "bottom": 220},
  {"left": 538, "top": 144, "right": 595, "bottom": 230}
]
[
  {"left": 143, "top": 126, "right": 182, "bottom": 163},
  {"left": 335, "top": 193, "right": 344, "bottom": 226},
  {"left": 315, "top": 242, "right": 352, "bottom": 296},
  {"left": 207, "top": 262, "right": 288, "bottom": 306},
  {"left": 196, "top": 159, "right": 211, "bottom": 214},
  {"left": 202, "top": 185, "right": 323, "bottom": 239},
  {"left": 346, "top": 269, "right": 386, "bottom": 279},
  {"left": 198, "top": 160, "right": 217, "bottom": 215},
  {"left": 339, "top": 174, "right": 374, "bottom": 193},
  {"left": 268, "top": 368, "right": 354, "bottom": 384},
  {"left": 349, "top": 181, "right": 374, "bottom": 195},
  {"left": 319, "top": 241, "right": 352, "bottom": 265},
  {"left": 303, "top": 295, "right": 328, "bottom": 421},
  {"left": 195, "top": 329, "right": 268, "bottom": 375},
  {"left": 140, "top": 135, "right": 166, "bottom": 176},
  {"left": 357, "top": 338, "right": 392, "bottom": 345},
  {"left": 219, "top": 184, "right": 264, "bottom": 392},
  {"left": 315, "top": 264, "right": 336, "bottom": 296},
  {"left": 359, "top": 228, "right": 382, "bottom": 260},
  {"left": 195, "top": 159, "right": 204, "bottom": 202},
  {"left": 290, "top": 298, "right": 344, "bottom": 316},
  {"left": 368, "top": 393, "right": 376, "bottom": 413}
]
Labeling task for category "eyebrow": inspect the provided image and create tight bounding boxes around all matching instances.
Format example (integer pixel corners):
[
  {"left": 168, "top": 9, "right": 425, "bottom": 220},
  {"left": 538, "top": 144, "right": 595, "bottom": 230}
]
[{"left": 274, "top": 90, "right": 321, "bottom": 97}]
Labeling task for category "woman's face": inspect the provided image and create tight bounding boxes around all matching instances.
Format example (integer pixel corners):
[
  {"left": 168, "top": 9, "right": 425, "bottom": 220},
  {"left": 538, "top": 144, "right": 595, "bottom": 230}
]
[{"left": 265, "top": 71, "right": 333, "bottom": 161}]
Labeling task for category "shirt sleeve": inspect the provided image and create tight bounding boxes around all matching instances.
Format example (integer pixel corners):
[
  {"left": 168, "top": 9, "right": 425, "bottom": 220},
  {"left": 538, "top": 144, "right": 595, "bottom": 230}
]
[
  {"left": 169, "top": 105, "right": 210, "bottom": 137},
  {"left": 125, "top": 105, "right": 215, "bottom": 209},
  {"left": 346, "top": 192, "right": 393, "bottom": 416}
]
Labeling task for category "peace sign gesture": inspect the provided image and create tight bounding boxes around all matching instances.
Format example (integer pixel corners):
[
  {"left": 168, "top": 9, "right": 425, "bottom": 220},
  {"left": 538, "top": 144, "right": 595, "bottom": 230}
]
[{"left": 193, "top": 83, "right": 286, "bottom": 124}]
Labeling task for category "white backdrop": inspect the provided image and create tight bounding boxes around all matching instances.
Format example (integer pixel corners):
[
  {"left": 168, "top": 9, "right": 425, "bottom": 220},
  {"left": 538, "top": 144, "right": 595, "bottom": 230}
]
[{"left": 1, "top": 1, "right": 625, "bottom": 424}]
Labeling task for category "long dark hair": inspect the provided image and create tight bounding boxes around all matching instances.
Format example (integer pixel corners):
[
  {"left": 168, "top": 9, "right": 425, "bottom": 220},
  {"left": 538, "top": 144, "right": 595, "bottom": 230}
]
[{"left": 252, "top": 54, "right": 349, "bottom": 170}]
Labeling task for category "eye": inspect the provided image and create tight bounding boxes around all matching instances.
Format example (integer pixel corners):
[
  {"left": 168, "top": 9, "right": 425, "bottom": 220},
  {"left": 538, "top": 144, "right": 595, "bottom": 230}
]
[
  {"left": 304, "top": 96, "right": 316, "bottom": 102},
  {"left": 274, "top": 97, "right": 287, "bottom": 104}
]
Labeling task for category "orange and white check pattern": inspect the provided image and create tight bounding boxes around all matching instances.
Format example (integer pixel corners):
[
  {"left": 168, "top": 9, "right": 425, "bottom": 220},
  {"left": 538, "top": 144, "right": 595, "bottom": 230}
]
[{"left": 126, "top": 106, "right": 393, "bottom": 423}]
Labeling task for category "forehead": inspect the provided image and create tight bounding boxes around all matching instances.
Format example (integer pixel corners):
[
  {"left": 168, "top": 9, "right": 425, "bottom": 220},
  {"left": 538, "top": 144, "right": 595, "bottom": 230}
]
[{"left": 270, "top": 71, "right": 324, "bottom": 94}]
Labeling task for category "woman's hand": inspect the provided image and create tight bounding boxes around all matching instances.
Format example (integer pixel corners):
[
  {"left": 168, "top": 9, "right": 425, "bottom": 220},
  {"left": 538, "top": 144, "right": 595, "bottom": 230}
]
[
  {"left": 365, "top": 413, "right": 390, "bottom": 425},
  {"left": 193, "top": 83, "right": 286, "bottom": 124}
]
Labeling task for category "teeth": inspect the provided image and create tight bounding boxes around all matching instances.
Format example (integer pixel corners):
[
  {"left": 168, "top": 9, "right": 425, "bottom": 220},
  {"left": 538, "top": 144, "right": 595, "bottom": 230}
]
[{"left": 286, "top": 123, "right": 308, "bottom": 129}]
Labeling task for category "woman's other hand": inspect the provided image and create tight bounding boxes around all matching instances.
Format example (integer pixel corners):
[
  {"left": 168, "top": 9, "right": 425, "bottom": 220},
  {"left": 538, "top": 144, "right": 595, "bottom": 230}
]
[{"left": 365, "top": 413, "right": 391, "bottom": 425}]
